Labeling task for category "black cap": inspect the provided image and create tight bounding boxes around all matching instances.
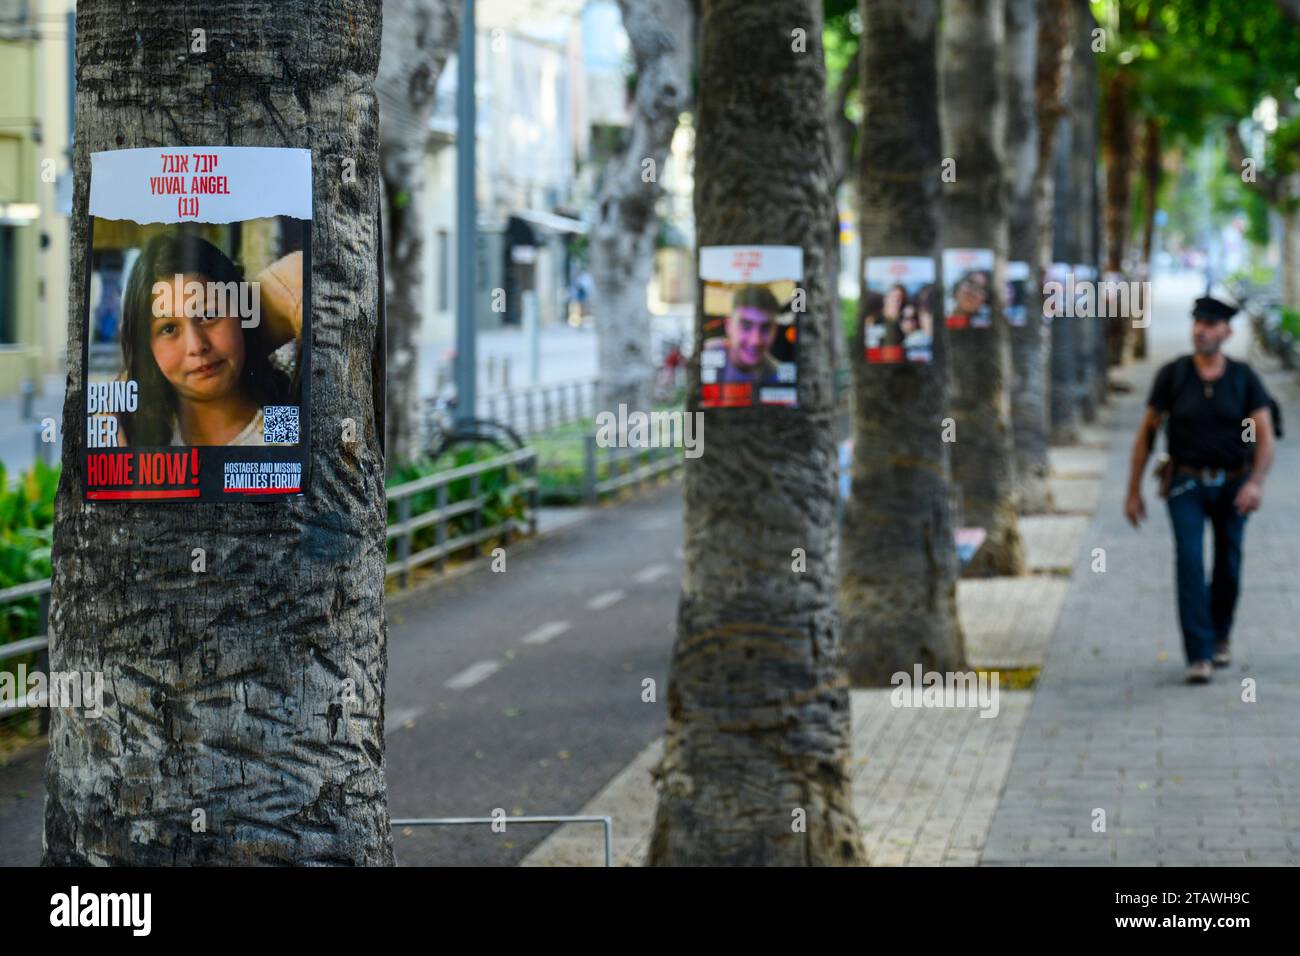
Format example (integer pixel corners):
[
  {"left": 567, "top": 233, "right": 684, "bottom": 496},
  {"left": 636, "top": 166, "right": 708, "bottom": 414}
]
[{"left": 1192, "top": 296, "right": 1238, "bottom": 323}]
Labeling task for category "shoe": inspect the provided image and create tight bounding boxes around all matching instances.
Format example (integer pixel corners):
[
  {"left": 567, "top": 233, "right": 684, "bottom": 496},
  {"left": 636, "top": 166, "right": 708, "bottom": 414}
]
[
  {"left": 1213, "top": 642, "right": 1232, "bottom": 668},
  {"left": 1185, "top": 660, "right": 1213, "bottom": 684}
]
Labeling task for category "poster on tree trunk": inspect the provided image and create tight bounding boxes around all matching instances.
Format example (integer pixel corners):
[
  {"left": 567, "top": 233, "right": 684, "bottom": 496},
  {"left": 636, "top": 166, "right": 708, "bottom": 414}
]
[
  {"left": 942, "top": 248, "right": 995, "bottom": 330},
  {"left": 863, "top": 257, "right": 936, "bottom": 364},
  {"left": 1005, "top": 261, "right": 1031, "bottom": 327},
  {"left": 82, "top": 146, "right": 312, "bottom": 502},
  {"left": 1043, "top": 262, "right": 1071, "bottom": 323},
  {"left": 698, "top": 245, "right": 801, "bottom": 408}
]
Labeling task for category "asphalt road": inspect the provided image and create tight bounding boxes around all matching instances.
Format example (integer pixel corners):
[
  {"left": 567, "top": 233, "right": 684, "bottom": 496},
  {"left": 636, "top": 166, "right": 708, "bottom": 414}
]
[
  {"left": 385, "top": 483, "right": 680, "bottom": 865},
  {"left": 0, "top": 483, "right": 682, "bottom": 866}
]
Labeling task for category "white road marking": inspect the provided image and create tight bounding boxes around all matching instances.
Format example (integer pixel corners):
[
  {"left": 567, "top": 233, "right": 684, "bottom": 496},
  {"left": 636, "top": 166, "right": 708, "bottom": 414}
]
[
  {"left": 521, "top": 620, "right": 572, "bottom": 646},
  {"left": 587, "top": 589, "right": 626, "bottom": 611},
  {"left": 444, "top": 660, "right": 503, "bottom": 690},
  {"left": 633, "top": 563, "right": 671, "bottom": 585}
]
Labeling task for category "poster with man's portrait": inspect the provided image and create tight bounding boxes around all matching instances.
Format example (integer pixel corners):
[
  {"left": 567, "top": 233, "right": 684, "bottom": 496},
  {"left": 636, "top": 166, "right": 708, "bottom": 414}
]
[
  {"left": 1005, "top": 260, "right": 1030, "bottom": 327},
  {"left": 699, "top": 246, "right": 801, "bottom": 408},
  {"left": 82, "top": 147, "right": 312, "bottom": 502},
  {"left": 943, "top": 248, "right": 995, "bottom": 330},
  {"left": 864, "top": 257, "right": 936, "bottom": 364}
]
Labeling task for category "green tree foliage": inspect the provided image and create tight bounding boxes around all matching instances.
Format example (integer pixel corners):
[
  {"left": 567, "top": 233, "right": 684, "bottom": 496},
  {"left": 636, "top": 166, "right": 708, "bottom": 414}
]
[{"left": 1095, "top": 0, "right": 1300, "bottom": 194}]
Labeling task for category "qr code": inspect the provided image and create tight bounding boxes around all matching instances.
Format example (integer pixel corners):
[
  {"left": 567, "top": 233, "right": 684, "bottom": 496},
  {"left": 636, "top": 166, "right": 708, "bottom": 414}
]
[{"left": 263, "top": 405, "right": 300, "bottom": 445}]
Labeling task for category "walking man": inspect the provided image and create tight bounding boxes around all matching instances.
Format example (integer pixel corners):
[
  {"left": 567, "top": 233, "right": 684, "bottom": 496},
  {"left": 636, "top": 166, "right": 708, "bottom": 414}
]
[{"left": 1125, "top": 296, "right": 1277, "bottom": 683}]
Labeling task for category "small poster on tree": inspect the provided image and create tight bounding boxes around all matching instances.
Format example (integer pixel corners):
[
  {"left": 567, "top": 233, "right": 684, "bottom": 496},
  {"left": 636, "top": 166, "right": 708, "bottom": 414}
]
[
  {"left": 863, "top": 257, "right": 937, "bottom": 364},
  {"left": 1043, "top": 262, "right": 1071, "bottom": 323},
  {"left": 698, "top": 245, "right": 801, "bottom": 408},
  {"left": 943, "top": 248, "right": 995, "bottom": 330},
  {"left": 81, "top": 147, "right": 312, "bottom": 502}
]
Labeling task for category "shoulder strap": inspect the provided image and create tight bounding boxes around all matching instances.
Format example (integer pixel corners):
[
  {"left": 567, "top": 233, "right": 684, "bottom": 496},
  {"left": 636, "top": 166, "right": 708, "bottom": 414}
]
[
  {"left": 1227, "top": 358, "right": 1250, "bottom": 409},
  {"left": 1169, "top": 355, "right": 1194, "bottom": 401},
  {"left": 1160, "top": 356, "right": 1196, "bottom": 459}
]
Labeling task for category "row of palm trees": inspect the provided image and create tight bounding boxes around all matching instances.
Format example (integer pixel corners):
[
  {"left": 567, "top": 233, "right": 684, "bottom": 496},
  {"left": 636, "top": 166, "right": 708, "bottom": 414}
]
[{"left": 650, "top": 0, "right": 1118, "bottom": 864}]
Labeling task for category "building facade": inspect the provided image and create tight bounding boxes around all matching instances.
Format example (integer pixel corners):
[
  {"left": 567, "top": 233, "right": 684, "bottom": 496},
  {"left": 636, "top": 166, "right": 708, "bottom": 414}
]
[{"left": 0, "top": 0, "right": 74, "bottom": 396}]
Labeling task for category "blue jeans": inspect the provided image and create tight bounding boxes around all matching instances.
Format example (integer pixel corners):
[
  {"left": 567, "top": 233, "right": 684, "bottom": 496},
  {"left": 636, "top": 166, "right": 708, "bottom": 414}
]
[{"left": 1166, "top": 472, "right": 1249, "bottom": 664}]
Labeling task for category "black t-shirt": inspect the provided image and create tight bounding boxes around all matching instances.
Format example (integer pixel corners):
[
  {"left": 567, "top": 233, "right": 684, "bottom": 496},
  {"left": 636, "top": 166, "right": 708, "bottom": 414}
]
[{"left": 1147, "top": 356, "right": 1271, "bottom": 469}]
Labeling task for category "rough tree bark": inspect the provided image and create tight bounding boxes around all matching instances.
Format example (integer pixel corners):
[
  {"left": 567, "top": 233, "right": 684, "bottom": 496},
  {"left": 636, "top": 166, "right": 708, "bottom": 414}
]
[
  {"left": 377, "top": 0, "right": 461, "bottom": 467},
  {"left": 1134, "top": 115, "right": 1162, "bottom": 359},
  {"left": 1042, "top": 0, "right": 1079, "bottom": 446},
  {"left": 1085, "top": 3, "right": 1108, "bottom": 406},
  {"left": 840, "top": 0, "right": 965, "bottom": 685},
  {"left": 826, "top": 44, "right": 859, "bottom": 385},
  {"left": 592, "top": 0, "right": 695, "bottom": 414},
  {"left": 1101, "top": 68, "right": 1135, "bottom": 366},
  {"left": 649, "top": 0, "right": 865, "bottom": 866},
  {"left": 941, "top": 0, "right": 1025, "bottom": 577},
  {"left": 1281, "top": 210, "right": 1300, "bottom": 312},
  {"left": 1069, "top": 0, "right": 1100, "bottom": 423},
  {"left": 1005, "top": 0, "right": 1050, "bottom": 514},
  {"left": 45, "top": 0, "right": 393, "bottom": 865}
]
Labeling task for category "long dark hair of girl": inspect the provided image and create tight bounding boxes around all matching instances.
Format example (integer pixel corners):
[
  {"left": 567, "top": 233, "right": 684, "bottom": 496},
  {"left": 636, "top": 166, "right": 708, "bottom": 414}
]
[{"left": 119, "top": 230, "right": 291, "bottom": 446}]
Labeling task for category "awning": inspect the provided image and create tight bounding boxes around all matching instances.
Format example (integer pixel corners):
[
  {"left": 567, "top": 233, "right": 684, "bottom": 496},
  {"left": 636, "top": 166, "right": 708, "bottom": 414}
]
[{"left": 511, "top": 208, "right": 589, "bottom": 236}]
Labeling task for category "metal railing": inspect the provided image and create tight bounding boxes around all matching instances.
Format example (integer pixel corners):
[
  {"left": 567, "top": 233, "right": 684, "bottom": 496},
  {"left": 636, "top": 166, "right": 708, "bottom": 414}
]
[
  {"left": 386, "top": 446, "right": 539, "bottom": 586},
  {"left": 0, "top": 578, "right": 51, "bottom": 728},
  {"left": 478, "top": 379, "right": 598, "bottom": 437},
  {"left": 577, "top": 435, "right": 682, "bottom": 503},
  {"left": 0, "top": 448, "right": 541, "bottom": 718}
]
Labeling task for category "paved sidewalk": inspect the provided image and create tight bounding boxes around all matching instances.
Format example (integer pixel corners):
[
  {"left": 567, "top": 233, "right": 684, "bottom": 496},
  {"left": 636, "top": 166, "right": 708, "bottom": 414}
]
[
  {"left": 524, "top": 405, "right": 1114, "bottom": 867},
  {"left": 982, "top": 325, "right": 1300, "bottom": 865},
  {"left": 525, "top": 274, "right": 1300, "bottom": 868}
]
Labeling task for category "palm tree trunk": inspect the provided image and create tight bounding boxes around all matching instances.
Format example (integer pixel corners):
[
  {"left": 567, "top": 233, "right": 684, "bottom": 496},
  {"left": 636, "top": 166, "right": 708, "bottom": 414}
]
[
  {"left": 1005, "top": 0, "right": 1050, "bottom": 514},
  {"left": 592, "top": 0, "right": 694, "bottom": 415},
  {"left": 377, "top": 0, "right": 461, "bottom": 468},
  {"left": 45, "top": 0, "right": 393, "bottom": 865},
  {"left": 1101, "top": 69, "right": 1135, "bottom": 366},
  {"left": 1070, "top": 0, "right": 1100, "bottom": 422},
  {"left": 840, "top": 0, "right": 964, "bottom": 685},
  {"left": 1039, "top": 0, "right": 1079, "bottom": 446},
  {"left": 1034, "top": 0, "right": 1076, "bottom": 450},
  {"left": 649, "top": 0, "right": 864, "bottom": 866},
  {"left": 941, "top": 0, "right": 1025, "bottom": 577},
  {"left": 1135, "top": 116, "right": 1162, "bottom": 359},
  {"left": 1282, "top": 208, "right": 1300, "bottom": 313}
]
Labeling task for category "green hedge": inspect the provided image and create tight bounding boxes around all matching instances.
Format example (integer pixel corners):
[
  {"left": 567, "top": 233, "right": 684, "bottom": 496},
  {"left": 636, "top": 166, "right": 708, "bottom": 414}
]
[
  {"left": 385, "top": 446, "right": 529, "bottom": 561},
  {"left": 1, "top": 462, "right": 56, "bottom": 648}
]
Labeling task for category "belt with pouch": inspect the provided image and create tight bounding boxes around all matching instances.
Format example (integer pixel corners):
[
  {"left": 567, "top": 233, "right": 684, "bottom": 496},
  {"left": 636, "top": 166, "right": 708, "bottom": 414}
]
[{"left": 1172, "top": 463, "right": 1249, "bottom": 486}]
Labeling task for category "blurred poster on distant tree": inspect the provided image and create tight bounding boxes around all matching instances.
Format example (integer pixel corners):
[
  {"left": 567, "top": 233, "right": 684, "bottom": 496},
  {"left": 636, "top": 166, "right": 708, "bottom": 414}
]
[
  {"left": 864, "top": 256, "right": 936, "bottom": 364},
  {"left": 1005, "top": 260, "right": 1030, "bottom": 327},
  {"left": 698, "top": 245, "right": 801, "bottom": 408},
  {"left": 1043, "top": 261, "right": 1070, "bottom": 323},
  {"left": 943, "top": 248, "right": 994, "bottom": 330}
]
